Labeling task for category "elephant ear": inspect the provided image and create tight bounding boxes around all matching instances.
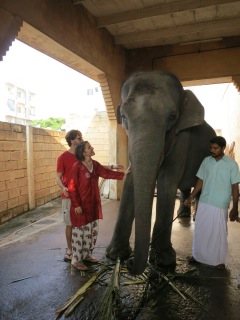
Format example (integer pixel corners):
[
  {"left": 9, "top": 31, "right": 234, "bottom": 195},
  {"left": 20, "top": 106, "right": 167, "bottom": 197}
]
[
  {"left": 117, "top": 105, "right": 122, "bottom": 124},
  {"left": 175, "top": 90, "right": 205, "bottom": 134}
]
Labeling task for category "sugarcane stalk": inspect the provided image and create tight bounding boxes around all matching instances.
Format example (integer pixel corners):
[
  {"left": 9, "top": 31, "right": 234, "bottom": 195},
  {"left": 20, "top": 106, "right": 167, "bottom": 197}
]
[
  {"left": 148, "top": 263, "right": 187, "bottom": 300},
  {"left": 184, "top": 288, "right": 209, "bottom": 311},
  {"left": 94, "top": 258, "right": 121, "bottom": 320},
  {"left": 64, "top": 296, "right": 84, "bottom": 317},
  {"left": 113, "top": 258, "right": 121, "bottom": 292},
  {"left": 161, "top": 273, "right": 186, "bottom": 300},
  {"left": 54, "top": 265, "right": 108, "bottom": 318},
  {"left": 123, "top": 280, "right": 146, "bottom": 285}
]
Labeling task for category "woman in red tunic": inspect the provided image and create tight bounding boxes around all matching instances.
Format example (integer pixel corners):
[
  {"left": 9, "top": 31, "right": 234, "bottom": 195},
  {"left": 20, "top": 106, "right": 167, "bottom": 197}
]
[{"left": 68, "top": 141, "right": 125, "bottom": 271}]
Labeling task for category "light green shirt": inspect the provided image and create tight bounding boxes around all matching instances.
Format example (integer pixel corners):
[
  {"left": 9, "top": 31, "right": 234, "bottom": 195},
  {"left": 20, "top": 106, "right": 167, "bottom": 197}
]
[{"left": 197, "top": 155, "right": 240, "bottom": 209}]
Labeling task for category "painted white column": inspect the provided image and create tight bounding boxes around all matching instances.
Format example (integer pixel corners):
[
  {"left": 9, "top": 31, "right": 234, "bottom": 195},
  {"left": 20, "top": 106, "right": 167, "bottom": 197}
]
[{"left": 26, "top": 125, "right": 35, "bottom": 209}]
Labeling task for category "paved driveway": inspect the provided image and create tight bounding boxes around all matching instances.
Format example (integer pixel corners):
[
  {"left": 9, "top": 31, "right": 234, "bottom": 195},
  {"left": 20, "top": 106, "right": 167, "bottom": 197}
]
[{"left": 0, "top": 197, "right": 239, "bottom": 320}]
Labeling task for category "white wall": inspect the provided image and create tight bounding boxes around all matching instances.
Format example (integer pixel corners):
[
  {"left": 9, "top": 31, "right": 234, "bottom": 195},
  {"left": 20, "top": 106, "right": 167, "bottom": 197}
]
[
  {"left": 221, "top": 83, "right": 240, "bottom": 165},
  {"left": 184, "top": 83, "right": 240, "bottom": 166}
]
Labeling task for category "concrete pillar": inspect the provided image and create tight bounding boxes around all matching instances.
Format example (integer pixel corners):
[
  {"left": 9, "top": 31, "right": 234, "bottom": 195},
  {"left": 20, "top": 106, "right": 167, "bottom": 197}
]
[{"left": 26, "top": 125, "right": 35, "bottom": 209}]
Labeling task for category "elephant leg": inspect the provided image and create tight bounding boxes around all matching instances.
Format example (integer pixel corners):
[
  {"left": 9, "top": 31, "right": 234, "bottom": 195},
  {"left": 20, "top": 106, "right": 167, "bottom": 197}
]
[
  {"left": 150, "top": 132, "right": 192, "bottom": 267},
  {"left": 149, "top": 184, "right": 177, "bottom": 267},
  {"left": 177, "top": 188, "right": 191, "bottom": 217},
  {"left": 106, "top": 172, "right": 134, "bottom": 260}
]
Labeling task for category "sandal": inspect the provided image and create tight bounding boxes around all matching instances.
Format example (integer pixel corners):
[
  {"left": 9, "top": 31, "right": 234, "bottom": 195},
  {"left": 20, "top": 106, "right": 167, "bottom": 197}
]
[
  {"left": 64, "top": 252, "right": 72, "bottom": 262},
  {"left": 72, "top": 261, "right": 88, "bottom": 271},
  {"left": 83, "top": 256, "right": 99, "bottom": 263}
]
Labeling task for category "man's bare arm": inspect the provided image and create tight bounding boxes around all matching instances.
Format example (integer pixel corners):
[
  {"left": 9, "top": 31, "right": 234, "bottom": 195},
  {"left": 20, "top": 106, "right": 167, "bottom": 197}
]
[
  {"left": 184, "top": 178, "right": 203, "bottom": 207},
  {"left": 56, "top": 172, "right": 69, "bottom": 197}
]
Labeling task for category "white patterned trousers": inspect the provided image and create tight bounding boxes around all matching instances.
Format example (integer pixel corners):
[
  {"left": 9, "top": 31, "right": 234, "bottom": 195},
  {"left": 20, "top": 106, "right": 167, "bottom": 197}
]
[{"left": 71, "top": 220, "right": 99, "bottom": 263}]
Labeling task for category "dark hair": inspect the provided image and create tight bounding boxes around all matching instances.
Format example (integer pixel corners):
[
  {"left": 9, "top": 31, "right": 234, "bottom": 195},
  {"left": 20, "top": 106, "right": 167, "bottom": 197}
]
[
  {"left": 210, "top": 136, "right": 226, "bottom": 148},
  {"left": 75, "top": 141, "right": 88, "bottom": 161},
  {"left": 65, "top": 130, "right": 82, "bottom": 147}
]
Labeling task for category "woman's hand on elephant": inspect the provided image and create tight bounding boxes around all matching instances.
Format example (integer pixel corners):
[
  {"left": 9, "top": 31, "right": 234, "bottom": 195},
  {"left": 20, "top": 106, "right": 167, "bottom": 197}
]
[
  {"left": 125, "top": 163, "right": 132, "bottom": 175},
  {"left": 75, "top": 206, "right": 82, "bottom": 214},
  {"left": 114, "top": 164, "right": 124, "bottom": 170}
]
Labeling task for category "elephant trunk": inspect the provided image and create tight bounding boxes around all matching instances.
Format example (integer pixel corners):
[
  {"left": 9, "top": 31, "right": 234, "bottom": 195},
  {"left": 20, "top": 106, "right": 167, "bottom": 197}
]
[{"left": 127, "top": 132, "right": 166, "bottom": 275}]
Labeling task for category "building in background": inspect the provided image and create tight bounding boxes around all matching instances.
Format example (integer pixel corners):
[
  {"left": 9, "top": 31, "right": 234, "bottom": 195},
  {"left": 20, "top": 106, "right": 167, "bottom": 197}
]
[
  {"left": 65, "top": 82, "right": 110, "bottom": 168},
  {"left": 65, "top": 82, "right": 106, "bottom": 133},
  {"left": 0, "top": 81, "right": 36, "bottom": 125}
]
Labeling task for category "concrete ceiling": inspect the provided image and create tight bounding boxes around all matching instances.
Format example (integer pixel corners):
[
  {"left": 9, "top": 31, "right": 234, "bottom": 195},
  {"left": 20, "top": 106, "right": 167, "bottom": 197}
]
[{"left": 73, "top": 0, "right": 240, "bottom": 50}]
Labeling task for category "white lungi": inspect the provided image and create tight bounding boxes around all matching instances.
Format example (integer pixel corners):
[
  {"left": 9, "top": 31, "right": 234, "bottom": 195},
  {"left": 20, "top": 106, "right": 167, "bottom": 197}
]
[{"left": 193, "top": 202, "right": 229, "bottom": 266}]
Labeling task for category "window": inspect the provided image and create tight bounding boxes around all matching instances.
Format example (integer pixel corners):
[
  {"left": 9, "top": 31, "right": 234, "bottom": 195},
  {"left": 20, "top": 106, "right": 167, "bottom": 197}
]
[
  {"left": 7, "top": 99, "right": 15, "bottom": 111},
  {"left": 87, "top": 88, "right": 93, "bottom": 95},
  {"left": 30, "top": 108, "right": 35, "bottom": 116},
  {"left": 7, "top": 87, "right": 14, "bottom": 96}
]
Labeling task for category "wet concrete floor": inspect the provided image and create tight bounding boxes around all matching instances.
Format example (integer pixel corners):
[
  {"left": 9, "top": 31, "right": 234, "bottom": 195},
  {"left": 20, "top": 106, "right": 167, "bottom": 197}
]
[{"left": 0, "top": 197, "right": 240, "bottom": 320}]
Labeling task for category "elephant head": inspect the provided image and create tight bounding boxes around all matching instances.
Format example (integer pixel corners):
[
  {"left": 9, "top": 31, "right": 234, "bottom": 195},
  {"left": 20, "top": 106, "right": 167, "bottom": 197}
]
[{"left": 117, "top": 71, "right": 205, "bottom": 275}]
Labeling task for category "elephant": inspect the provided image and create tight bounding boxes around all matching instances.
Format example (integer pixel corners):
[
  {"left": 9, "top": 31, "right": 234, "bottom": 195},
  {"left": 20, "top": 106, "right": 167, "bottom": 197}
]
[{"left": 106, "top": 71, "right": 216, "bottom": 275}]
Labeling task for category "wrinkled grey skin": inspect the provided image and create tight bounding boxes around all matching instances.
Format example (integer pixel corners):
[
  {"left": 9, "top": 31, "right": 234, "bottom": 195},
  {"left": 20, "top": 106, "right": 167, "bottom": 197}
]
[{"left": 106, "top": 71, "right": 216, "bottom": 275}]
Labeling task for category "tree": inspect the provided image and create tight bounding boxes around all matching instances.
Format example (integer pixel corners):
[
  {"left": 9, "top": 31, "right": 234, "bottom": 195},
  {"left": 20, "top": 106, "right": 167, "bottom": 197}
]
[{"left": 31, "top": 117, "right": 65, "bottom": 131}]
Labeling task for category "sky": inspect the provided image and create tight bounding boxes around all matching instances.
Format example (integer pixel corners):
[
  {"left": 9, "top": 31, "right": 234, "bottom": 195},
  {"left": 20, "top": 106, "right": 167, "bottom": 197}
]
[
  {"left": 0, "top": 40, "right": 100, "bottom": 119},
  {"left": 0, "top": 39, "right": 230, "bottom": 128}
]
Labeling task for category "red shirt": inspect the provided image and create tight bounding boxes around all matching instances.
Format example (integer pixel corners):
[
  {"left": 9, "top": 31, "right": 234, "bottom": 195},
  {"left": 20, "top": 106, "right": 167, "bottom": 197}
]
[
  {"left": 68, "top": 160, "right": 124, "bottom": 227},
  {"left": 56, "top": 151, "right": 77, "bottom": 199}
]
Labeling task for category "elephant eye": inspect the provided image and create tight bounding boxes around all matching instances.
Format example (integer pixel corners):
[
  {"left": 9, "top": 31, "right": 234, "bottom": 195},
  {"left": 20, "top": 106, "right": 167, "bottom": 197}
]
[{"left": 169, "top": 112, "right": 176, "bottom": 121}]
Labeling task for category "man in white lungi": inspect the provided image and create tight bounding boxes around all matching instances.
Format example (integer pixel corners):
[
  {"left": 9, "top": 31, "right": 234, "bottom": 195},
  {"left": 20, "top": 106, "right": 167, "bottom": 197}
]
[{"left": 184, "top": 136, "right": 240, "bottom": 269}]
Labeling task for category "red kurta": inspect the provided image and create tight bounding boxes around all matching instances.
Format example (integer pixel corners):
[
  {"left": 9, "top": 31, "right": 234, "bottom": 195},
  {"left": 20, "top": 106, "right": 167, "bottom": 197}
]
[{"left": 68, "top": 160, "right": 124, "bottom": 228}]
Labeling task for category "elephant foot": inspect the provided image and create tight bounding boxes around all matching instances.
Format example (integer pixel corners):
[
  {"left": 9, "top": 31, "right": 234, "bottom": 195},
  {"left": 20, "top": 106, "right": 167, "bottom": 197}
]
[
  {"left": 106, "top": 243, "right": 132, "bottom": 261},
  {"left": 126, "top": 257, "right": 148, "bottom": 275},
  {"left": 149, "top": 246, "right": 176, "bottom": 268},
  {"left": 177, "top": 204, "right": 191, "bottom": 217}
]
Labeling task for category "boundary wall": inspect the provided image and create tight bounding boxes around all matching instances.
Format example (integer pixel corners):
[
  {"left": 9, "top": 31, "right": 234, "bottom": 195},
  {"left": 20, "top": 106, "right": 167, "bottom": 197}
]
[{"left": 0, "top": 121, "right": 66, "bottom": 224}]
